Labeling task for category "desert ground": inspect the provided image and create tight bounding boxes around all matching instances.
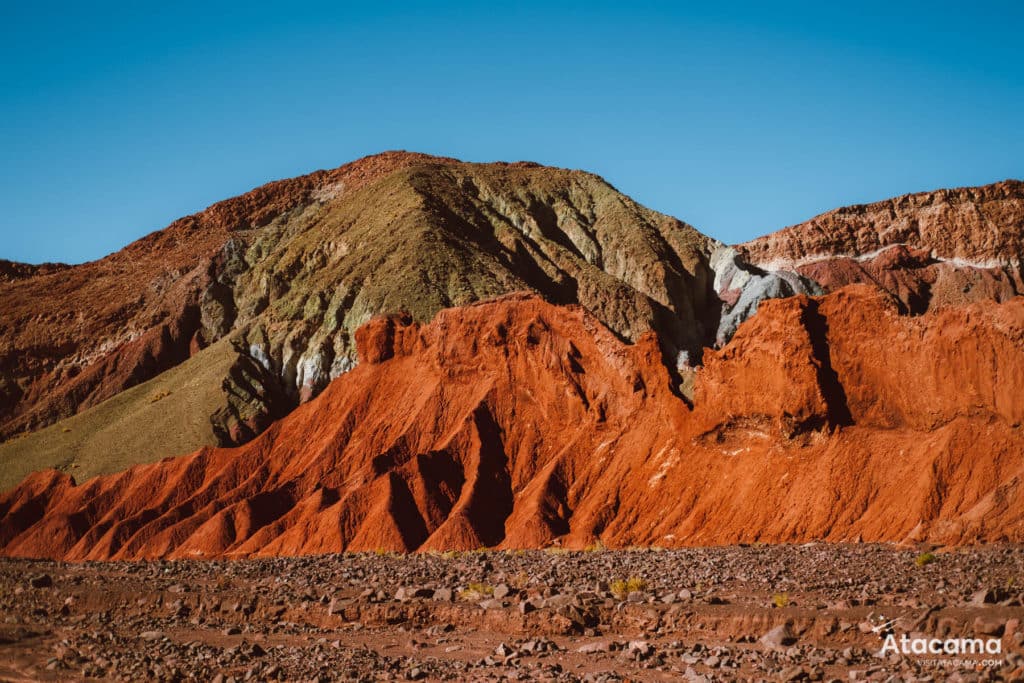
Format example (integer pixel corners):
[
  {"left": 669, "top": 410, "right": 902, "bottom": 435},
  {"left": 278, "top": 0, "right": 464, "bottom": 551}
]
[{"left": 1, "top": 545, "right": 1022, "bottom": 682}]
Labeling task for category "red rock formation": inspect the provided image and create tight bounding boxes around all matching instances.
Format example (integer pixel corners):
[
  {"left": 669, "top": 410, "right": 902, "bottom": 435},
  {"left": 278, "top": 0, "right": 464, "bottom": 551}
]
[
  {"left": 741, "top": 180, "right": 1024, "bottom": 267},
  {"left": 738, "top": 180, "right": 1024, "bottom": 314},
  {"left": 2, "top": 287, "right": 1022, "bottom": 560}
]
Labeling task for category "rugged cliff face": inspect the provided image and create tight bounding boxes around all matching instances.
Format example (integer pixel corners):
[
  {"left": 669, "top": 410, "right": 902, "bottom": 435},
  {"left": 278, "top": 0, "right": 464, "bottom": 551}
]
[
  {"left": 2, "top": 288, "right": 1021, "bottom": 560},
  {"left": 699, "top": 180, "right": 1024, "bottom": 348},
  {"left": 6, "top": 158, "right": 1020, "bottom": 486},
  {"left": 735, "top": 180, "right": 1024, "bottom": 314},
  {"left": 0, "top": 153, "right": 717, "bottom": 487}
]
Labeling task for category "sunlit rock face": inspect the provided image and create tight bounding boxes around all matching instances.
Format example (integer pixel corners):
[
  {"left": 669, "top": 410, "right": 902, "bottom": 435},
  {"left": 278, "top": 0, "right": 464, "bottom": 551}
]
[
  {"left": 3, "top": 289, "right": 1023, "bottom": 560},
  {"left": 738, "top": 179, "right": 1024, "bottom": 314},
  {"left": 710, "top": 246, "right": 822, "bottom": 346},
  {"left": 3, "top": 157, "right": 1022, "bottom": 523}
]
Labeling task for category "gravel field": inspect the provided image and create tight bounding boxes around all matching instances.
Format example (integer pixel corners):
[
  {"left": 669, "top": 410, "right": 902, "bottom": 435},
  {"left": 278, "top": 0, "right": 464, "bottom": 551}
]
[{"left": 1, "top": 544, "right": 1022, "bottom": 681}]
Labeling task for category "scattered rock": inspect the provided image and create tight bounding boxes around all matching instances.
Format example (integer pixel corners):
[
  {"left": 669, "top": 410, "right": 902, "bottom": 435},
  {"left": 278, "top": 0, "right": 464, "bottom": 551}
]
[
  {"left": 970, "top": 588, "right": 1008, "bottom": 605},
  {"left": 29, "top": 574, "right": 53, "bottom": 589},
  {"left": 0, "top": 545, "right": 1018, "bottom": 681},
  {"left": 395, "top": 586, "right": 433, "bottom": 601},
  {"left": 577, "top": 641, "right": 611, "bottom": 654},
  {"left": 760, "top": 624, "right": 796, "bottom": 649},
  {"left": 973, "top": 617, "right": 1005, "bottom": 637},
  {"left": 627, "top": 640, "right": 654, "bottom": 659}
]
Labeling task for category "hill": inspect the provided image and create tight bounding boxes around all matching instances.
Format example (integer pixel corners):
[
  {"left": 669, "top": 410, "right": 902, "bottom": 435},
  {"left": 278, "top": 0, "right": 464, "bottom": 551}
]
[
  {"left": 0, "top": 152, "right": 718, "bottom": 482},
  {"left": 2, "top": 288, "right": 1022, "bottom": 559},
  {"left": 2, "top": 159, "right": 1022, "bottom": 557}
]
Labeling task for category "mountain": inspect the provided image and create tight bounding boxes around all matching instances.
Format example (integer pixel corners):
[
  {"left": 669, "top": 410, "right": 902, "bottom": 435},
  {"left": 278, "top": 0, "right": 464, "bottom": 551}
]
[
  {"left": 0, "top": 152, "right": 718, "bottom": 489},
  {"left": 1, "top": 156, "right": 1022, "bottom": 558},
  {"left": 2, "top": 287, "right": 1021, "bottom": 560}
]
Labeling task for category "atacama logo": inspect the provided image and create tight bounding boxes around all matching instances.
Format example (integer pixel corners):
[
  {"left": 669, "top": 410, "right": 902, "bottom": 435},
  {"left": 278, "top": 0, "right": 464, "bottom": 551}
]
[
  {"left": 879, "top": 633, "right": 1002, "bottom": 656},
  {"left": 867, "top": 613, "right": 1003, "bottom": 660}
]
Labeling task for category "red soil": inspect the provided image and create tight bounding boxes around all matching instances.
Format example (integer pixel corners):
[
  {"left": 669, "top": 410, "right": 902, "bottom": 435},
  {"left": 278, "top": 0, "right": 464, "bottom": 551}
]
[{"left": 2, "top": 286, "right": 1022, "bottom": 560}]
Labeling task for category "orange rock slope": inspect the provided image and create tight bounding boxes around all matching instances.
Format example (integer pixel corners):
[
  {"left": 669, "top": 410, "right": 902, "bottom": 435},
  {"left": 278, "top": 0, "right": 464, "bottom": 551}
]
[{"left": 2, "top": 286, "right": 1022, "bottom": 560}]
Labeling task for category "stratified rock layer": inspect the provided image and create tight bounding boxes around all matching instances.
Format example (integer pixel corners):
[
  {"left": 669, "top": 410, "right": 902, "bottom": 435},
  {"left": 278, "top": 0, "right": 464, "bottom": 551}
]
[
  {"left": 739, "top": 180, "right": 1024, "bottom": 314},
  {"left": 2, "top": 288, "right": 1021, "bottom": 560}
]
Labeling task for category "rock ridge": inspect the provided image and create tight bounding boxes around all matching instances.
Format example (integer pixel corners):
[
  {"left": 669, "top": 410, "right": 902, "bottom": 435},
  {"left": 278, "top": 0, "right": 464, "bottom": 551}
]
[{"left": 2, "top": 288, "right": 1022, "bottom": 560}]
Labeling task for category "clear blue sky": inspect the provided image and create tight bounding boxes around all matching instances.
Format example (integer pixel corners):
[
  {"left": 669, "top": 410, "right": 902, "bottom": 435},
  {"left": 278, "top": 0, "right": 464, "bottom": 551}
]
[{"left": 2, "top": 1, "right": 1022, "bottom": 264}]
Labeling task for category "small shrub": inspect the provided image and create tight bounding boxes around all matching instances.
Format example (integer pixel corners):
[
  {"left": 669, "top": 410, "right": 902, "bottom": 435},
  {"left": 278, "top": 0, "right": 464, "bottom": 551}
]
[
  {"left": 627, "top": 577, "right": 648, "bottom": 592},
  {"left": 610, "top": 577, "right": 648, "bottom": 598},
  {"left": 149, "top": 390, "right": 171, "bottom": 403},
  {"left": 584, "top": 540, "right": 606, "bottom": 552},
  {"left": 458, "top": 582, "right": 493, "bottom": 601},
  {"left": 915, "top": 552, "right": 936, "bottom": 567},
  {"left": 771, "top": 592, "right": 790, "bottom": 608}
]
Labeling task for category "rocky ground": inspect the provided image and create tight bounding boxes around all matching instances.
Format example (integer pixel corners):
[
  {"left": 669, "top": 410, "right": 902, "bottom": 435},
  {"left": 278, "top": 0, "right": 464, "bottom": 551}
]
[{"left": 1, "top": 545, "right": 1022, "bottom": 682}]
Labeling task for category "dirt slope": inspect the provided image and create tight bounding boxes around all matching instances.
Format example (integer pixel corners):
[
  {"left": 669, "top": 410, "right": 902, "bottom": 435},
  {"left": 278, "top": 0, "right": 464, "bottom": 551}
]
[
  {"left": 2, "top": 287, "right": 1021, "bottom": 560},
  {"left": 0, "top": 338, "right": 242, "bottom": 491}
]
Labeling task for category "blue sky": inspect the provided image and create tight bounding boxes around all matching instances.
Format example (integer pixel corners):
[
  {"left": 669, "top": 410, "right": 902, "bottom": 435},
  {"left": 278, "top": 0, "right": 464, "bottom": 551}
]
[{"left": 2, "top": 1, "right": 1021, "bottom": 264}]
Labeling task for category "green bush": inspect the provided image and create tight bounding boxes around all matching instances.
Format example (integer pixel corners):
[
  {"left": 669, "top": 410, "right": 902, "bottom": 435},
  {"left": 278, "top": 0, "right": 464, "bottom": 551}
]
[{"left": 915, "top": 552, "right": 936, "bottom": 567}]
